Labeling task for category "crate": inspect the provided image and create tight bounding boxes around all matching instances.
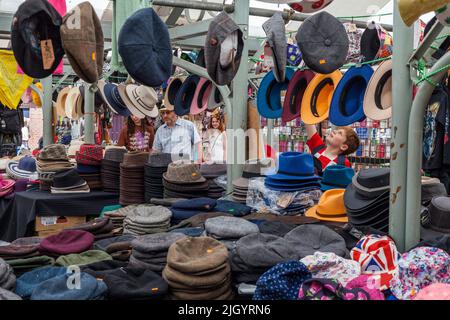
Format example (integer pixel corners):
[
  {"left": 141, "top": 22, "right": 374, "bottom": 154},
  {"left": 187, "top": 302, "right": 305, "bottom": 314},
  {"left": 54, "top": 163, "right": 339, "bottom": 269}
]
[{"left": 35, "top": 216, "right": 86, "bottom": 237}]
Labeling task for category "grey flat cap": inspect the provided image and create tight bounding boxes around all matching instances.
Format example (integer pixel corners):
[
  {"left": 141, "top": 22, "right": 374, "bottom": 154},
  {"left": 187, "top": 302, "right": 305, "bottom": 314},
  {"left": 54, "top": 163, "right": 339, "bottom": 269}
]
[
  {"left": 131, "top": 232, "right": 187, "bottom": 253},
  {"left": 263, "top": 12, "right": 287, "bottom": 83},
  {"left": 205, "top": 216, "right": 259, "bottom": 239}
]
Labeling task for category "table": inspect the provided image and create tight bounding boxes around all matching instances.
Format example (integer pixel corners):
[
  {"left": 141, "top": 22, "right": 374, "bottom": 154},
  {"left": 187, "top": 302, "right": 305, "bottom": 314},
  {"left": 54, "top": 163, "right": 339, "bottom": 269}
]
[{"left": 0, "top": 191, "right": 119, "bottom": 242}]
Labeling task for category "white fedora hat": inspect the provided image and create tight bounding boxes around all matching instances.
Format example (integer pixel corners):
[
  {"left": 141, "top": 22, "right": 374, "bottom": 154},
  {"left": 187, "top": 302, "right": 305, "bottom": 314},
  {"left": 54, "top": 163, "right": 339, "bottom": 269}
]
[
  {"left": 118, "top": 84, "right": 146, "bottom": 119},
  {"left": 125, "top": 85, "right": 159, "bottom": 118},
  {"left": 363, "top": 59, "right": 392, "bottom": 121}
]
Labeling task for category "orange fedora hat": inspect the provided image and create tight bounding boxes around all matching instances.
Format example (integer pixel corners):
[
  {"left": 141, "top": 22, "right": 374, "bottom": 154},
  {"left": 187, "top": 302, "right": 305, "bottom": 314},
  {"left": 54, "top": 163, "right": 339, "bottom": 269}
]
[{"left": 305, "top": 189, "right": 349, "bottom": 223}]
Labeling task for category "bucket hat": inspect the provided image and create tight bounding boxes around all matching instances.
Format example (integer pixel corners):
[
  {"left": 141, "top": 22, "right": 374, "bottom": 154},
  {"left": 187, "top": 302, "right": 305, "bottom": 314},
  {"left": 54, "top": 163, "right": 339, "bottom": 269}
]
[
  {"left": 205, "top": 11, "right": 243, "bottom": 86},
  {"left": 421, "top": 196, "right": 450, "bottom": 240},
  {"left": 289, "top": 0, "right": 334, "bottom": 13},
  {"left": 282, "top": 70, "right": 315, "bottom": 122},
  {"left": 350, "top": 234, "right": 400, "bottom": 290},
  {"left": 262, "top": 12, "right": 287, "bottom": 83},
  {"left": 6, "top": 156, "right": 37, "bottom": 180},
  {"left": 301, "top": 70, "right": 343, "bottom": 124},
  {"left": 117, "top": 84, "right": 145, "bottom": 119},
  {"left": 305, "top": 189, "right": 349, "bottom": 223},
  {"left": 390, "top": 247, "right": 450, "bottom": 300},
  {"left": 360, "top": 22, "right": 393, "bottom": 61},
  {"left": 296, "top": 11, "right": 349, "bottom": 74},
  {"left": 414, "top": 283, "right": 450, "bottom": 300},
  {"left": 164, "top": 76, "right": 186, "bottom": 111},
  {"left": 174, "top": 75, "right": 200, "bottom": 116},
  {"left": 207, "top": 85, "right": 225, "bottom": 111},
  {"left": 118, "top": 8, "right": 172, "bottom": 87},
  {"left": 266, "top": 152, "right": 319, "bottom": 181},
  {"left": 190, "top": 78, "right": 212, "bottom": 115},
  {"left": 125, "top": 84, "right": 159, "bottom": 118},
  {"left": 363, "top": 59, "right": 392, "bottom": 120},
  {"left": 163, "top": 161, "right": 206, "bottom": 184},
  {"left": 98, "top": 81, "right": 131, "bottom": 117},
  {"left": 398, "top": 0, "right": 449, "bottom": 26},
  {"left": 60, "top": 1, "right": 103, "bottom": 84},
  {"left": 329, "top": 65, "right": 374, "bottom": 126},
  {"left": 39, "top": 230, "right": 94, "bottom": 256},
  {"left": 257, "top": 68, "right": 295, "bottom": 119},
  {"left": 11, "top": 0, "right": 64, "bottom": 79},
  {"left": 320, "top": 165, "right": 355, "bottom": 191}
]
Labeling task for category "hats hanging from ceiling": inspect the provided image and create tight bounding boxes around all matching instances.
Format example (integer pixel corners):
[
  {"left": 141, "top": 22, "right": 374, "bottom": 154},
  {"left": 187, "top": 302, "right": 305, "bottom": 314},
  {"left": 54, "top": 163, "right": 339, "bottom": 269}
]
[
  {"left": 282, "top": 70, "right": 315, "bottom": 122},
  {"left": 289, "top": 0, "right": 334, "bottom": 13},
  {"left": 257, "top": 68, "right": 295, "bottom": 119},
  {"left": 164, "top": 76, "right": 186, "bottom": 112},
  {"left": 360, "top": 22, "right": 393, "bottom": 62},
  {"left": 60, "top": 1, "right": 104, "bottom": 84},
  {"left": 11, "top": 0, "right": 65, "bottom": 79},
  {"left": 363, "top": 59, "right": 392, "bottom": 121},
  {"left": 97, "top": 81, "right": 131, "bottom": 117},
  {"left": 262, "top": 12, "right": 287, "bottom": 83},
  {"left": 190, "top": 78, "right": 212, "bottom": 115},
  {"left": 398, "top": 0, "right": 450, "bottom": 26},
  {"left": 117, "top": 84, "right": 144, "bottom": 119},
  {"left": 125, "top": 84, "right": 159, "bottom": 118},
  {"left": 205, "top": 11, "right": 244, "bottom": 86},
  {"left": 301, "top": 70, "right": 342, "bottom": 125},
  {"left": 208, "top": 85, "right": 225, "bottom": 111},
  {"left": 329, "top": 65, "right": 373, "bottom": 126},
  {"left": 174, "top": 75, "right": 200, "bottom": 116},
  {"left": 118, "top": 8, "right": 172, "bottom": 87},
  {"left": 296, "top": 11, "right": 349, "bottom": 74},
  {"left": 65, "top": 87, "right": 83, "bottom": 120}
]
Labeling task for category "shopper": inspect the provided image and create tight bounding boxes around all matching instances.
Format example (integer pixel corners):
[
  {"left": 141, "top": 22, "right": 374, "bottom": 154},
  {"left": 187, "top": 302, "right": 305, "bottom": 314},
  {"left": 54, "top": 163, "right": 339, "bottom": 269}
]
[
  {"left": 21, "top": 119, "right": 30, "bottom": 150},
  {"left": 117, "top": 115, "right": 155, "bottom": 152},
  {"left": 203, "top": 114, "right": 227, "bottom": 163},
  {"left": 153, "top": 107, "right": 202, "bottom": 162},
  {"left": 305, "top": 124, "right": 360, "bottom": 170}
]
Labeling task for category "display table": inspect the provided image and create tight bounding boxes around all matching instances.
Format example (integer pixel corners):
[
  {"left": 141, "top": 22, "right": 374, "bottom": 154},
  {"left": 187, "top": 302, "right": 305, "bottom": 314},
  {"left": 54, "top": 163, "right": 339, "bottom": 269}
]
[{"left": 0, "top": 191, "right": 119, "bottom": 242}]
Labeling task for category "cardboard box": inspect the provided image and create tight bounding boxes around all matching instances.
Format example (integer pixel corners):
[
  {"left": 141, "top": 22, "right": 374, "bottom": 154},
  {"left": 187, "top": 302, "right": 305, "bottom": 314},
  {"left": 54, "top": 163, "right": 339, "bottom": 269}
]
[{"left": 35, "top": 216, "right": 86, "bottom": 237}]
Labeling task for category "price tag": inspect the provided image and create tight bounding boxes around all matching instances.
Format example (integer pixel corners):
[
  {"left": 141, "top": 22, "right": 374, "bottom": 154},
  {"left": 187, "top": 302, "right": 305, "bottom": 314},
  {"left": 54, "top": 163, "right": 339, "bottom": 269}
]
[
  {"left": 41, "top": 216, "right": 57, "bottom": 226},
  {"left": 40, "top": 39, "right": 55, "bottom": 70}
]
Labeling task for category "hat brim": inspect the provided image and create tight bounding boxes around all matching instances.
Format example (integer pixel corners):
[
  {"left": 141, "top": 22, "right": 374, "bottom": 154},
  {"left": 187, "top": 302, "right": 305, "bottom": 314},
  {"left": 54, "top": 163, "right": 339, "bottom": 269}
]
[
  {"left": 118, "top": 84, "right": 146, "bottom": 119},
  {"left": 305, "top": 205, "right": 349, "bottom": 223},
  {"left": 65, "top": 87, "right": 80, "bottom": 119},
  {"left": 164, "top": 76, "right": 186, "bottom": 111},
  {"left": 265, "top": 176, "right": 321, "bottom": 187},
  {"left": 190, "top": 78, "right": 212, "bottom": 115},
  {"left": 97, "top": 81, "right": 117, "bottom": 115},
  {"left": 174, "top": 75, "right": 200, "bottom": 116},
  {"left": 207, "top": 85, "right": 225, "bottom": 111},
  {"left": 264, "top": 183, "right": 320, "bottom": 192},
  {"left": 344, "top": 184, "right": 390, "bottom": 212},
  {"left": 56, "top": 87, "right": 71, "bottom": 118},
  {"left": 282, "top": 69, "right": 315, "bottom": 122},
  {"left": 265, "top": 172, "right": 321, "bottom": 182},
  {"left": 125, "top": 84, "right": 159, "bottom": 118},
  {"left": 104, "top": 83, "right": 132, "bottom": 117},
  {"left": 6, "top": 162, "right": 35, "bottom": 179},
  {"left": 329, "top": 65, "right": 374, "bottom": 126},
  {"left": 363, "top": 60, "right": 392, "bottom": 121}
]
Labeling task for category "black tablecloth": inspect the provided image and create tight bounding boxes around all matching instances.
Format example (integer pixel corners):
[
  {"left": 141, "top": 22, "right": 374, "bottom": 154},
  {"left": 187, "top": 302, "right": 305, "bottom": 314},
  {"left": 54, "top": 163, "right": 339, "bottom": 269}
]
[{"left": 0, "top": 191, "right": 119, "bottom": 242}]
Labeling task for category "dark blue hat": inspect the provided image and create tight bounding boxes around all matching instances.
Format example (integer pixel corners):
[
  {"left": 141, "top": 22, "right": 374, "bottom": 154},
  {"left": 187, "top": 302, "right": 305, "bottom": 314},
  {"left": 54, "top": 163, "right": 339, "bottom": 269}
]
[
  {"left": 215, "top": 200, "right": 253, "bottom": 217},
  {"left": 118, "top": 8, "right": 172, "bottom": 87},
  {"left": 320, "top": 165, "right": 355, "bottom": 191},
  {"left": 16, "top": 267, "right": 67, "bottom": 298},
  {"left": 100, "top": 82, "right": 131, "bottom": 117},
  {"left": 253, "top": 261, "right": 311, "bottom": 300},
  {"left": 257, "top": 68, "right": 295, "bottom": 119},
  {"left": 76, "top": 163, "right": 101, "bottom": 174},
  {"left": 267, "top": 152, "right": 320, "bottom": 181},
  {"left": 265, "top": 179, "right": 321, "bottom": 192},
  {"left": 7, "top": 156, "right": 37, "bottom": 180},
  {"left": 174, "top": 75, "right": 200, "bottom": 116},
  {"left": 329, "top": 65, "right": 374, "bottom": 126},
  {"left": 172, "top": 198, "right": 217, "bottom": 211}
]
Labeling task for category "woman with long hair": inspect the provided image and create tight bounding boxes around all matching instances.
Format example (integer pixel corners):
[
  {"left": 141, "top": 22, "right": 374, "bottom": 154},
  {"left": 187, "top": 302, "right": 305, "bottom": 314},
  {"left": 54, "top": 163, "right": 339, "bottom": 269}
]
[
  {"left": 204, "top": 113, "right": 226, "bottom": 163},
  {"left": 117, "top": 115, "right": 155, "bottom": 152}
]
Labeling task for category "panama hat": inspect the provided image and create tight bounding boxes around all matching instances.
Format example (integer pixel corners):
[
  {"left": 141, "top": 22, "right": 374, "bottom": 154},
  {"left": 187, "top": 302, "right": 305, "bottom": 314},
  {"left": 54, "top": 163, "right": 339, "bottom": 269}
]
[
  {"left": 363, "top": 60, "right": 392, "bottom": 121},
  {"left": 289, "top": 1, "right": 334, "bottom": 13},
  {"left": 117, "top": 84, "right": 145, "bottom": 119},
  {"left": 164, "top": 76, "right": 186, "bottom": 111},
  {"left": 208, "top": 85, "right": 225, "bottom": 111},
  {"left": 329, "top": 65, "right": 374, "bottom": 126},
  {"left": 65, "top": 87, "right": 81, "bottom": 120},
  {"left": 282, "top": 70, "right": 315, "bottom": 122},
  {"left": 301, "top": 70, "right": 342, "bottom": 125},
  {"left": 126, "top": 84, "right": 159, "bottom": 118},
  {"left": 56, "top": 87, "right": 71, "bottom": 118},
  {"left": 257, "top": 68, "right": 295, "bottom": 119},
  {"left": 190, "top": 78, "right": 212, "bottom": 115},
  {"left": 398, "top": 0, "right": 450, "bottom": 26},
  {"left": 174, "top": 74, "right": 200, "bottom": 116},
  {"left": 305, "top": 189, "right": 349, "bottom": 223},
  {"left": 360, "top": 23, "right": 393, "bottom": 62}
]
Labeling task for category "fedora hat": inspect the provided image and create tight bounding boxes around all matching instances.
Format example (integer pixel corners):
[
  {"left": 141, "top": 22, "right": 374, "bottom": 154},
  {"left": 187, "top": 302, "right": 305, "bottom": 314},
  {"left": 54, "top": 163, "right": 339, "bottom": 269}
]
[
  {"left": 51, "top": 169, "right": 87, "bottom": 190},
  {"left": 306, "top": 189, "right": 348, "bottom": 223},
  {"left": 190, "top": 78, "right": 212, "bottom": 115},
  {"left": 118, "top": 8, "right": 172, "bottom": 87},
  {"left": 351, "top": 168, "right": 390, "bottom": 198},
  {"left": 301, "top": 70, "right": 342, "bottom": 125},
  {"left": 257, "top": 68, "right": 295, "bottom": 119},
  {"left": 65, "top": 87, "right": 81, "bottom": 119},
  {"left": 289, "top": 1, "right": 334, "bottom": 13},
  {"left": 60, "top": 2, "right": 103, "bottom": 84},
  {"left": 363, "top": 60, "right": 392, "bottom": 121},
  {"left": 360, "top": 23, "right": 393, "bottom": 62},
  {"left": 164, "top": 76, "right": 186, "bottom": 111},
  {"left": 11, "top": 0, "right": 65, "bottom": 79},
  {"left": 262, "top": 12, "right": 287, "bottom": 83},
  {"left": 344, "top": 184, "right": 389, "bottom": 213},
  {"left": 421, "top": 176, "right": 447, "bottom": 205},
  {"left": 266, "top": 152, "right": 319, "bottom": 181},
  {"left": 398, "top": 0, "right": 450, "bottom": 26},
  {"left": 117, "top": 84, "right": 145, "bottom": 119},
  {"left": 174, "top": 75, "right": 200, "bottom": 116},
  {"left": 163, "top": 161, "right": 206, "bottom": 185},
  {"left": 329, "top": 65, "right": 374, "bottom": 126},
  {"left": 320, "top": 165, "right": 355, "bottom": 191},
  {"left": 126, "top": 85, "right": 159, "bottom": 118},
  {"left": 56, "top": 87, "right": 71, "bottom": 118},
  {"left": 98, "top": 81, "right": 131, "bottom": 117},
  {"left": 422, "top": 196, "right": 450, "bottom": 240},
  {"left": 296, "top": 11, "right": 349, "bottom": 74},
  {"left": 282, "top": 70, "right": 315, "bottom": 122},
  {"left": 208, "top": 85, "right": 225, "bottom": 111}
]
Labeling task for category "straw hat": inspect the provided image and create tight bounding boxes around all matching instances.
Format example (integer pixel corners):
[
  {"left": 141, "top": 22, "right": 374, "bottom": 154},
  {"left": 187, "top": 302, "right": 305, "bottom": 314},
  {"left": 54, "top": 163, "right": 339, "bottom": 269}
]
[
  {"left": 56, "top": 87, "right": 71, "bottom": 118},
  {"left": 117, "top": 84, "right": 145, "bottom": 119},
  {"left": 65, "top": 87, "right": 81, "bottom": 119}
]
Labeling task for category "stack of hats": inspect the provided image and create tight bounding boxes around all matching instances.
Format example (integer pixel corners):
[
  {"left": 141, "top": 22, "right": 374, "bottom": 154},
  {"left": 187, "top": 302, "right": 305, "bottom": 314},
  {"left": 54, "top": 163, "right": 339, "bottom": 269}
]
[
  {"left": 93, "top": 235, "right": 137, "bottom": 262},
  {"left": 55, "top": 251, "right": 112, "bottom": 267},
  {"left": 0, "top": 258, "right": 16, "bottom": 292},
  {"left": 76, "top": 144, "right": 103, "bottom": 191},
  {"left": 344, "top": 168, "right": 390, "bottom": 232},
  {"left": 123, "top": 205, "right": 172, "bottom": 236},
  {"left": 200, "top": 163, "right": 227, "bottom": 199},
  {"left": 66, "top": 217, "right": 117, "bottom": 240},
  {"left": 0, "top": 238, "right": 41, "bottom": 262},
  {"left": 233, "top": 159, "right": 272, "bottom": 203},
  {"left": 129, "top": 233, "right": 186, "bottom": 273},
  {"left": 103, "top": 205, "right": 138, "bottom": 230},
  {"left": 320, "top": 165, "right": 355, "bottom": 191},
  {"left": 421, "top": 176, "right": 447, "bottom": 206},
  {"left": 144, "top": 152, "right": 172, "bottom": 201},
  {"left": 50, "top": 169, "right": 90, "bottom": 194},
  {"left": 120, "top": 152, "right": 149, "bottom": 205},
  {"left": 163, "top": 161, "right": 209, "bottom": 199},
  {"left": 39, "top": 230, "right": 95, "bottom": 257},
  {"left": 101, "top": 147, "right": 127, "bottom": 194},
  {"left": 6, "top": 156, "right": 38, "bottom": 181},
  {"left": 163, "top": 237, "right": 234, "bottom": 300},
  {"left": 0, "top": 178, "right": 15, "bottom": 198},
  {"left": 170, "top": 198, "right": 217, "bottom": 226},
  {"left": 36, "top": 144, "right": 73, "bottom": 191},
  {"left": 204, "top": 216, "right": 259, "bottom": 249},
  {"left": 265, "top": 152, "right": 321, "bottom": 192}
]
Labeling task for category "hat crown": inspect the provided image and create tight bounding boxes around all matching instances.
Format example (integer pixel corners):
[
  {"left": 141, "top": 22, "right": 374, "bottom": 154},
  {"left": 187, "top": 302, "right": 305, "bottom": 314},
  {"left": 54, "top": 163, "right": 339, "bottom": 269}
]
[
  {"left": 52, "top": 169, "right": 85, "bottom": 188},
  {"left": 316, "top": 189, "right": 346, "bottom": 216},
  {"left": 104, "top": 148, "right": 127, "bottom": 162},
  {"left": 38, "top": 144, "right": 68, "bottom": 160},
  {"left": 277, "top": 152, "right": 315, "bottom": 176},
  {"left": 429, "top": 196, "right": 450, "bottom": 230},
  {"left": 166, "top": 161, "right": 204, "bottom": 182},
  {"left": 322, "top": 165, "right": 354, "bottom": 184},
  {"left": 18, "top": 156, "right": 36, "bottom": 172},
  {"left": 134, "top": 85, "right": 157, "bottom": 106},
  {"left": 122, "top": 152, "right": 150, "bottom": 167},
  {"left": 356, "top": 168, "right": 390, "bottom": 190},
  {"left": 148, "top": 152, "right": 173, "bottom": 167},
  {"left": 397, "top": 247, "right": 450, "bottom": 281}
]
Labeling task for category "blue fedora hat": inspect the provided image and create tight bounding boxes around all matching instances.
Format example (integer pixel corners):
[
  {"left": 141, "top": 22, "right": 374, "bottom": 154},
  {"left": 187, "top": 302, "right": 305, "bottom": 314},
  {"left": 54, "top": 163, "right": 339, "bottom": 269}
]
[
  {"left": 264, "top": 182, "right": 321, "bottom": 192},
  {"left": 266, "top": 152, "right": 320, "bottom": 181},
  {"left": 329, "top": 65, "right": 374, "bottom": 126},
  {"left": 265, "top": 176, "right": 321, "bottom": 187},
  {"left": 174, "top": 75, "right": 200, "bottom": 116},
  {"left": 257, "top": 68, "right": 295, "bottom": 119},
  {"left": 320, "top": 165, "right": 355, "bottom": 191},
  {"left": 118, "top": 8, "right": 172, "bottom": 87},
  {"left": 99, "top": 82, "right": 131, "bottom": 117}
]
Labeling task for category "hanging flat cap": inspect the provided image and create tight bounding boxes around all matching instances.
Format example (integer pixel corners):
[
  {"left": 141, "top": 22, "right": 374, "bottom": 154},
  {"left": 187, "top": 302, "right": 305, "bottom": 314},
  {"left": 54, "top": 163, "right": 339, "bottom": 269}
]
[{"left": 263, "top": 12, "right": 287, "bottom": 83}]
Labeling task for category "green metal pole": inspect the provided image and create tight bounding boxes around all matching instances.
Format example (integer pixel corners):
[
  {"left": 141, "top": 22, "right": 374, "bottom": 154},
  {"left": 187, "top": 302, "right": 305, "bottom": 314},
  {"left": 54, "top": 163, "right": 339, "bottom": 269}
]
[
  {"left": 42, "top": 76, "right": 53, "bottom": 147},
  {"left": 405, "top": 51, "right": 450, "bottom": 250},
  {"left": 389, "top": 0, "right": 414, "bottom": 252},
  {"left": 84, "top": 83, "right": 96, "bottom": 144}
]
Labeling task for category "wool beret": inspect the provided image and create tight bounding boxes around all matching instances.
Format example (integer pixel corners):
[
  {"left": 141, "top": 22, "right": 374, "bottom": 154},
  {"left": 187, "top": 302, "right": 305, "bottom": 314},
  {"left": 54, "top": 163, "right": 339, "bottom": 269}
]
[
  {"left": 16, "top": 266, "right": 67, "bottom": 298},
  {"left": 39, "top": 230, "right": 94, "bottom": 256}
]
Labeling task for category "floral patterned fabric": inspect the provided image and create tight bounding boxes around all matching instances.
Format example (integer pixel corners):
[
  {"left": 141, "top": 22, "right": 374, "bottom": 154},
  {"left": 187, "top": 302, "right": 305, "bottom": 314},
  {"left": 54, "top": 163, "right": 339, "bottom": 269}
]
[
  {"left": 298, "top": 278, "right": 372, "bottom": 300},
  {"left": 390, "top": 247, "right": 450, "bottom": 300}
]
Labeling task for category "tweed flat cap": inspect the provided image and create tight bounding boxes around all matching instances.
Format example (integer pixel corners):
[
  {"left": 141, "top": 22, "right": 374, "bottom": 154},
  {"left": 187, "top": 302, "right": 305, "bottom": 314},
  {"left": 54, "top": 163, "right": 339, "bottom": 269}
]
[
  {"left": 167, "top": 237, "right": 228, "bottom": 273},
  {"left": 16, "top": 266, "right": 67, "bottom": 298},
  {"left": 205, "top": 216, "right": 259, "bottom": 239},
  {"left": 131, "top": 232, "right": 186, "bottom": 253},
  {"left": 11, "top": 237, "right": 42, "bottom": 246},
  {"left": 169, "top": 212, "right": 233, "bottom": 230},
  {"left": 124, "top": 205, "right": 172, "bottom": 226},
  {"left": 38, "top": 144, "right": 68, "bottom": 161},
  {"left": 163, "top": 264, "right": 230, "bottom": 288},
  {"left": 262, "top": 12, "right": 287, "bottom": 83},
  {"left": 259, "top": 221, "right": 297, "bottom": 237},
  {"left": 0, "top": 287, "right": 22, "bottom": 300},
  {"left": 0, "top": 258, "right": 15, "bottom": 291},
  {"left": 284, "top": 225, "right": 349, "bottom": 259},
  {"left": 55, "top": 250, "right": 112, "bottom": 267},
  {"left": 39, "top": 230, "right": 94, "bottom": 256}
]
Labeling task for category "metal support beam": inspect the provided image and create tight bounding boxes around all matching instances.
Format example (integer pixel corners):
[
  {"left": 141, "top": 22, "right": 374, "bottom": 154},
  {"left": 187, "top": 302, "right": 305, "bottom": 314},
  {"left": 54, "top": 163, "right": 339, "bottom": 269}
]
[
  {"left": 169, "top": 19, "right": 213, "bottom": 41},
  {"left": 165, "top": 7, "right": 185, "bottom": 26},
  {"left": 84, "top": 83, "right": 96, "bottom": 144},
  {"left": 405, "top": 51, "right": 450, "bottom": 250},
  {"left": 173, "top": 36, "right": 261, "bottom": 54},
  {"left": 42, "top": 76, "right": 53, "bottom": 147},
  {"left": 389, "top": 1, "right": 414, "bottom": 252},
  {"left": 409, "top": 20, "right": 444, "bottom": 66}
]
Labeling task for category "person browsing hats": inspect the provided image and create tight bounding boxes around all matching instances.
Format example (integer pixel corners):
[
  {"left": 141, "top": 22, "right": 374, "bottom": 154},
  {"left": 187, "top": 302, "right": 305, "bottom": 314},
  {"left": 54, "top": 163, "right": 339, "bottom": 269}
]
[
  {"left": 117, "top": 115, "right": 155, "bottom": 152},
  {"left": 305, "top": 124, "right": 359, "bottom": 170},
  {"left": 153, "top": 107, "right": 202, "bottom": 162},
  {"left": 203, "top": 114, "right": 227, "bottom": 164}
]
